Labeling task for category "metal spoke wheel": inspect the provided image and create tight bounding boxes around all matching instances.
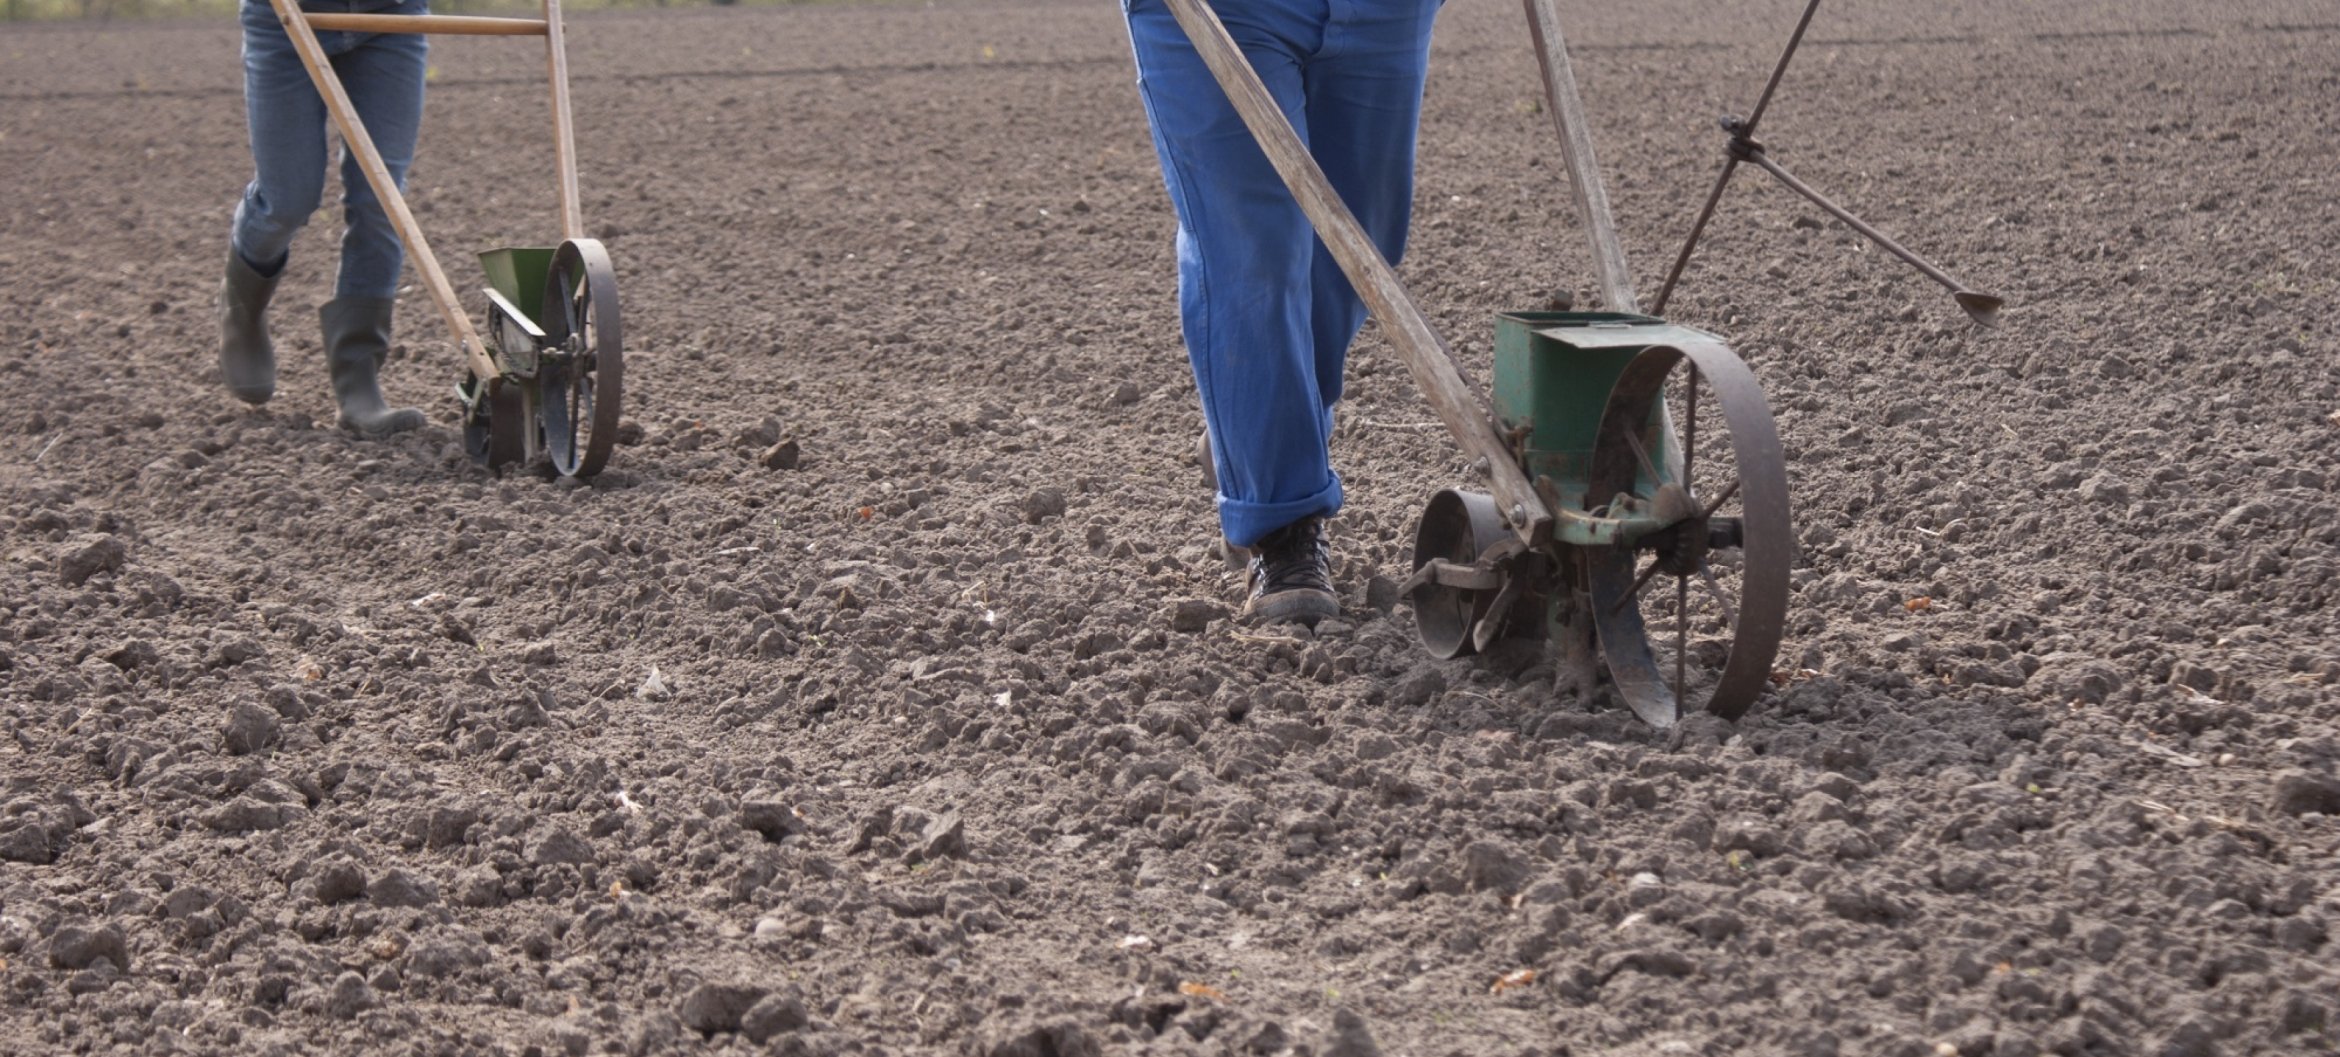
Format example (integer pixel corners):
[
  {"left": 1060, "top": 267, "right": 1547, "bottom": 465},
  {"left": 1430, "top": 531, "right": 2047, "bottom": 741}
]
[
  {"left": 1584, "top": 340, "right": 1791, "bottom": 726},
  {"left": 537, "top": 238, "right": 623, "bottom": 479}
]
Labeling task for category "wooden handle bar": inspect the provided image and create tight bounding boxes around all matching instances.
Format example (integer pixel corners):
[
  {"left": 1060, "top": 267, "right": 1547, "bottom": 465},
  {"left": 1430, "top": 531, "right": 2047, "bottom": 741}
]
[
  {"left": 543, "top": 0, "right": 583, "bottom": 240},
  {"left": 1159, "top": 0, "right": 1553, "bottom": 541},
  {"left": 300, "top": 13, "right": 548, "bottom": 35},
  {"left": 1522, "top": 0, "right": 1637, "bottom": 313},
  {"left": 270, "top": 0, "right": 501, "bottom": 384},
  {"left": 1521, "top": 0, "right": 1683, "bottom": 478}
]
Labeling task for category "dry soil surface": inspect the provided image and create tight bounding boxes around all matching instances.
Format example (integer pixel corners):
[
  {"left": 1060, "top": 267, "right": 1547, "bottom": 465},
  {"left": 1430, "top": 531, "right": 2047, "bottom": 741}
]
[{"left": 2, "top": 1, "right": 2338, "bottom": 1055}]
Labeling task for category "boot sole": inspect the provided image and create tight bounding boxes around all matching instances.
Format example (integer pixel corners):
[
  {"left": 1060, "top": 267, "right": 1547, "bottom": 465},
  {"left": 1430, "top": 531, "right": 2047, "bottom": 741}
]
[
  {"left": 1244, "top": 588, "right": 1340, "bottom": 629},
  {"left": 220, "top": 348, "right": 275, "bottom": 405},
  {"left": 339, "top": 410, "right": 428, "bottom": 439}
]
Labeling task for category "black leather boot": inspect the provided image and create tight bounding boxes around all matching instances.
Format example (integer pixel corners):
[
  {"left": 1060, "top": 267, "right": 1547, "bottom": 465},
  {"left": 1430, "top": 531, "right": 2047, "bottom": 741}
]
[
  {"left": 1243, "top": 517, "right": 1340, "bottom": 628},
  {"left": 219, "top": 248, "right": 280, "bottom": 405},
  {"left": 319, "top": 297, "right": 427, "bottom": 437}
]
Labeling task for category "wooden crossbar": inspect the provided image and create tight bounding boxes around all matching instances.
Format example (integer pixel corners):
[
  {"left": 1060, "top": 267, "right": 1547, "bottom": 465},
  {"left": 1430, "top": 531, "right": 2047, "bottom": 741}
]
[{"left": 300, "top": 14, "right": 548, "bottom": 36}]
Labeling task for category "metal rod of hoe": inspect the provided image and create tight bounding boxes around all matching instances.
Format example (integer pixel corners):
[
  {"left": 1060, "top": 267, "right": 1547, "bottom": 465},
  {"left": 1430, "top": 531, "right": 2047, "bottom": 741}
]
[
  {"left": 1650, "top": 0, "right": 2000, "bottom": 325},
  {"left": 1650, "top": 0, "right": 1821, "bottom": 317},
  {"left": 1741, "top": 149, "right": 2003, "bottom": 325},
  {"left": 1159, "top": 0, "right": 1553, "bottom": 542}
]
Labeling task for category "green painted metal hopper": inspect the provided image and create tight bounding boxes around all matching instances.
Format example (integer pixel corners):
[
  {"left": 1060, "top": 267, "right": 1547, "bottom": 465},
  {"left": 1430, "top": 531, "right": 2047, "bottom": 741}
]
[
  {"left": 478, "top": 246, "right": 559, "bottom": 327},
  {"left": 1492, "top": 311, "right": 1705, "bottom": 505}
]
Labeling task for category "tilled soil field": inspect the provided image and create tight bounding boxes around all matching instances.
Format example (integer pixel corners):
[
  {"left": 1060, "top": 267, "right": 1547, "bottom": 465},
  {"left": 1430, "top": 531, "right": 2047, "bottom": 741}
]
[{"left": 4, "top": 1, "right": 2339, "bottom": 1054}]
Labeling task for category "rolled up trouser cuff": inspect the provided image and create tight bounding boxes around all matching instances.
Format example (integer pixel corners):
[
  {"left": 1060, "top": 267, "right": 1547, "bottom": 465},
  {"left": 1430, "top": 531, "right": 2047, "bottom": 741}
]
[{"left": 1218, "top": 474, "right": 1342, "bottom": 551}]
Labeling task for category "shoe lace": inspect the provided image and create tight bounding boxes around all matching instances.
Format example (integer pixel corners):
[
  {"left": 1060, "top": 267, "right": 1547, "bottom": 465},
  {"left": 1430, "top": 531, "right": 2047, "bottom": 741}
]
[{"left": 1251, "top": 520, "right": 1332, "bottom": 595}]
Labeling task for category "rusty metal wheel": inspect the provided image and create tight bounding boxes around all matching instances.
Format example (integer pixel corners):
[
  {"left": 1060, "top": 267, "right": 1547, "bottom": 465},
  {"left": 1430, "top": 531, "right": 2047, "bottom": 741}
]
[
  {"left": 1584, "top": 340, "right": 1791, "bottom": 726},
  {"left": 538, "top": 239, "right": 623, "bottom": 479}
]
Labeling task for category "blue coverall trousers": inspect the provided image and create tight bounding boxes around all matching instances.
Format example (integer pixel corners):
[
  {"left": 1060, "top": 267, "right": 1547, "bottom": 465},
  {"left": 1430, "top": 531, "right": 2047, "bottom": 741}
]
[
  {"left": 1123, "top": 0, "right": 1442, "bottom": 549},
  {"left": 232, "top": 0, "right": 429, "bottom": 299}
]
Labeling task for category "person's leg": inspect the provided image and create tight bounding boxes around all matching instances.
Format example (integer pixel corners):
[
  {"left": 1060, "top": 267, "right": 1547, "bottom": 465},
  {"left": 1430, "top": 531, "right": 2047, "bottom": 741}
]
[
  {"left": 1125, "top": 0, "right": 1343, "bottom": 552},
  {"left": 222, "top": 0, "right": 333, "bottom": 404},
  {"left": 231, "top": 0, "right": 331, "bottom": 277},
  {"left": 1302, "top": 0, "right": 1441, "bottom": 410},
  {"left": 330, "top": 3, "right": 428, "bottom": 300},
  {"left": 320, "top": 10, "right": 430, "bottom": 436}
]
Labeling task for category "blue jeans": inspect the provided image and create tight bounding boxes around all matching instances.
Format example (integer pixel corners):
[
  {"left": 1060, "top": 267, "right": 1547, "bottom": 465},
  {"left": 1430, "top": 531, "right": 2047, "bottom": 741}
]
[
  {"left": 233, "top": 0, "right": 428, "bottom": 299},
  {"left": 1123, "top": 0, "right": 1440, "bottom": 548}
]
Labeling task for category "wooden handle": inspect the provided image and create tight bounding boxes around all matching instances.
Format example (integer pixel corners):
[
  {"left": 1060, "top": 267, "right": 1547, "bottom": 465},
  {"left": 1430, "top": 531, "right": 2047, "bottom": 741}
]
[
  {"left": 543, "top": 0, "right": 583, "bottom": 241},
  {"left": 269, "top": 0, "right": 500, "bottom": 384},
  {"left": 300, "top": 13, "right": 548, "bottom": 36},
  {"left": 1158, "top": 0, "right": 1552, "bottom": 540},
  {"left": 1522, "top": 0, "right": 1682, "bottom": 479},
  {"left": 1522, "top": 0, "right": 1638, "bottom": 313}
]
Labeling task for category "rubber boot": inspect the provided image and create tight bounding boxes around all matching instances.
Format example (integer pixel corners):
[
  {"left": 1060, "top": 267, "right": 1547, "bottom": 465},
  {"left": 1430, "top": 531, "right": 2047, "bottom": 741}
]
[
  {"left": 219, "top": 248, "right": 280, "bottom": 405},
  {"left": 320, "top": 297, "right": 427, "bottom": 438}
]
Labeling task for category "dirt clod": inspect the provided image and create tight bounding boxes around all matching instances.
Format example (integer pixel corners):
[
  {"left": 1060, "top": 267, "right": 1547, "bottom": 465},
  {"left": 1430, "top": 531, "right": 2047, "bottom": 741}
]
[
  {"left": 740, "top": 989, "right": 811, "bottom": 1041},
  {"left": 528, "top": 825, "right": 597, "bottom": 867},
  {"left": 1019, "top": 488, "right": 1068, "bottom": 524},
  {"left": 1168, "top": 598, "right": 1227, "bottom": 633},
  {"left": 1, "top": 5, "right": 2334, "bottom": 1056},
  {"left": 1461, "top": 841, "right": 1530, "bottom": 894},
  {"left": 367, "top": 869, "right": 440, "bottom": 909},
  {"left": 310, "top": 860, "right": 368, "bottom": 905},
  {"left": 327, "top": 971, "right": 377, "bottom": 1020},
  {"left": 677, "top": 982, "right": 766, "bottom": 1036},
  {"left": 57, "top": 533, "right": 126, "bottom": 585},
  {"left": 2270, "top": 771, "right": 2340, "bottom": 816},
  {"left": 47, "top": 923, "right": 127, "bottom": 973},
  {"left": 739, "top": 799, "right": 805, "bottom": 841},
  {"left": 759, "top": 438, "right": 802, "bottom": 470},
  {"left": 223, "top": 701, "right": 281, "bottom": 755},
  {"left": 1325, "top": 1008, "right": 1385, "bottom": 1057}
]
